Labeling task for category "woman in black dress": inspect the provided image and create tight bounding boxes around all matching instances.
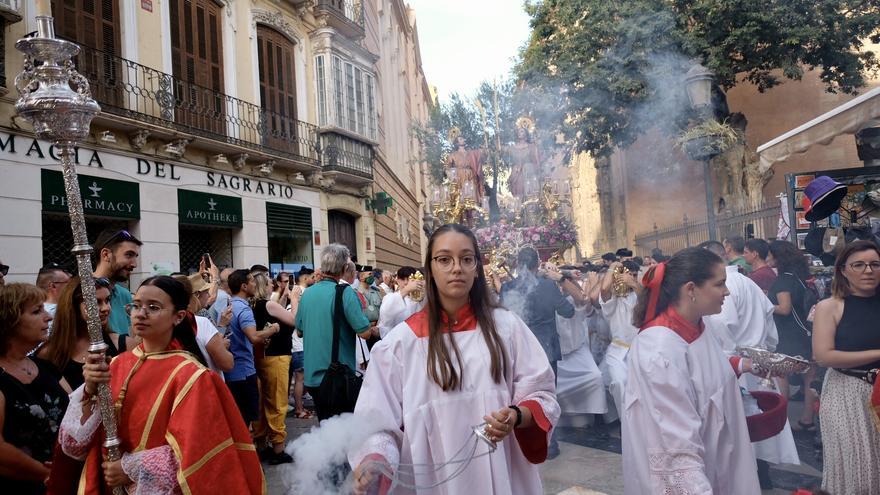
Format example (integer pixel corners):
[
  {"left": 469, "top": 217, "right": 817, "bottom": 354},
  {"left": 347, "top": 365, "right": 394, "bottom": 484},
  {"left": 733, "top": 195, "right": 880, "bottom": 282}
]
[
  {"left": 812, "top": 240, "right": 880, "bottom": 492},
  {"left": 37, "top": 277, "right": 123, "bottom": 392},
  {"left": 0, "top": 283, "right": 69, "bottom": 495},
  {"left": 767, "top": 240, "right": 817, "bottom": 430}
]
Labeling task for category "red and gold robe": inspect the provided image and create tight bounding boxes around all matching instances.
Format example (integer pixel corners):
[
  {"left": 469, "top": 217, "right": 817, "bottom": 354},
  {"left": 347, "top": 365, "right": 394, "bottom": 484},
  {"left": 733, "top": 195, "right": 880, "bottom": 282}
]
[{"left": 59, "top": 344, "right": 265, "bottom": 494}]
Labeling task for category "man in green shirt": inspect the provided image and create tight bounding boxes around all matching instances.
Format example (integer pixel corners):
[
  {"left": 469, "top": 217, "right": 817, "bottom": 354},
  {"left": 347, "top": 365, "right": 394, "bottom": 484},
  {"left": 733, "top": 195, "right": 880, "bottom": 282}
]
[
  {"left": 295, "top": 243, "right": 371, "bottom": 420},
  {"left": 92, "top": 229, "right": 142, "bottom": 336},
  {"left": 723, "top": 235, "right": 752, "bottom": 274}
]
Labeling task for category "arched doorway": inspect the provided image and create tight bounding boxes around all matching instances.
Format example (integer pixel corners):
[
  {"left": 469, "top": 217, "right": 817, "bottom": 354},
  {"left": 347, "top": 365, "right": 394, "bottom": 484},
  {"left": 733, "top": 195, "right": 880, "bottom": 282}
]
[{"left": 328, "top": 210, "right": 357, "bottom": 259}]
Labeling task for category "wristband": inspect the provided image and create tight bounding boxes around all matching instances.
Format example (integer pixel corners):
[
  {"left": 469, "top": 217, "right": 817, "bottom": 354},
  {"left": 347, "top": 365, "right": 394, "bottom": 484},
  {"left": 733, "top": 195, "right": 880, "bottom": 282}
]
[{"left": 508, "top": 404, "right": 523, "bottom": 427}]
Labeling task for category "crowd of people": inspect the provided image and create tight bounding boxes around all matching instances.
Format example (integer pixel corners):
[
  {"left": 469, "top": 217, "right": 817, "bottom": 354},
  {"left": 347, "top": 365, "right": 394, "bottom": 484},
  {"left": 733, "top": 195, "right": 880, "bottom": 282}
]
[{"left": 0, "top": 226, "right": 877, "bottom": 494}]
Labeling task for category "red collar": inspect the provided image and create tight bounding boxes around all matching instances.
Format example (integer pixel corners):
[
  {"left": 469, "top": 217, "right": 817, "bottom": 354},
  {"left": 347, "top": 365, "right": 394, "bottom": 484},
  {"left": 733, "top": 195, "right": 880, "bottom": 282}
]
[
  {"left": 641, "top": 307, "right": 704, "bottom": 344},
  {"left": 406, "top": 304, "right": 478, "bottom": 338}
]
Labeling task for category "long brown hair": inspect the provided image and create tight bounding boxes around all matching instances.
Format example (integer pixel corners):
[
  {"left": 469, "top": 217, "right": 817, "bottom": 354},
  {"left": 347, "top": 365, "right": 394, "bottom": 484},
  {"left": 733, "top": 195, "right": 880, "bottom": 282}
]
[
  {"left": 831, "top": 240, "right": 880, "bottom": 299},
  {"left": 42, "top": 277, "right": 111, "bottom": 370},
  {"left": 424, "top": 224, "right": 508, "bottom": 391}
]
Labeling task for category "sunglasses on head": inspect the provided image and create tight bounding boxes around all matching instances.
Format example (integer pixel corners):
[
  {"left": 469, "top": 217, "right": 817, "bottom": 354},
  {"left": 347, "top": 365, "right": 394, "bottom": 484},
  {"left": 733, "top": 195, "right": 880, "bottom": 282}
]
[
  {"left": 0, "top": 264, "right": 7, "bottom": 276},
  {"left": 100, "top": 230, "right": 135, "bottom": 250},
  {"left": 94, "top": 277, "right": 111, "bottom": 288}
]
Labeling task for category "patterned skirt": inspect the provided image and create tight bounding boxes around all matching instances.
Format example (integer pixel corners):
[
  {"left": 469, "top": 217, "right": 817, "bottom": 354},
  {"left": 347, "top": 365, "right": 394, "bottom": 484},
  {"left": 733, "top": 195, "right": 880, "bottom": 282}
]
[{"left": 820, "top": 368, "right": 880, "bottom": 494}]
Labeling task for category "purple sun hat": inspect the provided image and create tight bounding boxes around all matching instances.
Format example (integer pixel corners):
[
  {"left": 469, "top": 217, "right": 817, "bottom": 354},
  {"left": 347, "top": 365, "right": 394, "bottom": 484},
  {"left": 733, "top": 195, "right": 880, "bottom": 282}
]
[{"left": 803, "top": 176, "right": 847, "bottom": 222}]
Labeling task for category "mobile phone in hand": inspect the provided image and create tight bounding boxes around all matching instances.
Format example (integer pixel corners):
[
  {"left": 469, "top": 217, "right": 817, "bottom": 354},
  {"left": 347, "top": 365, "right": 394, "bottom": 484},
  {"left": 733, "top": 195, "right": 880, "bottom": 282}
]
[{"left": 203, "top": 253, "right": 211, "bottom": 268}]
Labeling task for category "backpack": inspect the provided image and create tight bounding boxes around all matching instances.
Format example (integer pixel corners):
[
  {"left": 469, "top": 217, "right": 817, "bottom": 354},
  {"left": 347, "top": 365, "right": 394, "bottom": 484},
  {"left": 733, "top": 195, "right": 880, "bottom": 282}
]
[
  {"left": 362, "top": 287, "right": 383, "bottom": 322},
  {"left": 785, "top": 272, "right": 819, "bottom": 336}
]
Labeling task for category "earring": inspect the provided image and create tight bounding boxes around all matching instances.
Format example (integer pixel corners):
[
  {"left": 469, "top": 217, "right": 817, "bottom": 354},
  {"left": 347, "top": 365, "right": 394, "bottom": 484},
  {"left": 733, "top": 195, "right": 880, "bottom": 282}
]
[{"left": 691, "top": 295, "right": 696, "bottom": 303}]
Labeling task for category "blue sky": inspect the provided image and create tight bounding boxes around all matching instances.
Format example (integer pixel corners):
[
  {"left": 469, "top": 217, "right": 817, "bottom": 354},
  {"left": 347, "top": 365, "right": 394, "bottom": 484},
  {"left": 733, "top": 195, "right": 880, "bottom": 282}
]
[{"left": 406, "top": 0, "right": 531, "bottom": 103}]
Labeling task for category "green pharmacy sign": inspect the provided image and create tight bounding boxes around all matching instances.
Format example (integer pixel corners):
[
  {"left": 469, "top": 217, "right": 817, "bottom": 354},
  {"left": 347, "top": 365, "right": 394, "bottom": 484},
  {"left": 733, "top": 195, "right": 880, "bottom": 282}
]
[
  {"left": 178, "top": 189, "right": 242, "bottom": 228},
  {"left": 41, "top": 169, "right": 140, "bottom": 219}
]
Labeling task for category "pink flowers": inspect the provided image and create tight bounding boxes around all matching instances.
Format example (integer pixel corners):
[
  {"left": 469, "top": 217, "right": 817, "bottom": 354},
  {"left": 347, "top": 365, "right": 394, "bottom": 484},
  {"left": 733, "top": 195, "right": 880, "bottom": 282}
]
[{"left": 475, "top": 219, "right": 578, "bottom": 251}]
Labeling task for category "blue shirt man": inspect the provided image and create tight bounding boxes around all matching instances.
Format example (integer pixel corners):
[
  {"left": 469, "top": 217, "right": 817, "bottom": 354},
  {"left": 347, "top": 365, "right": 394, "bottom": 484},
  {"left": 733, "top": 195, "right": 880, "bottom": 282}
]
[
  {"left": 227, "top": 294, "right": 257, "bottom": 381},
  {"left": 92, "top": 228, "right": 142, "bottom": 336}
]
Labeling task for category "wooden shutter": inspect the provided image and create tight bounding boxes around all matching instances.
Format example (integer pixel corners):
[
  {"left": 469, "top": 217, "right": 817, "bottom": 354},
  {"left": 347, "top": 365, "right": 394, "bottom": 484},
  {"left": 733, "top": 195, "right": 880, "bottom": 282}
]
[
  {"left": 52, "top": 0, "right": 119, "bottom": 55},
  {"left": 51, "top": 0, "right": 121, "bottom": 108},
  {"left": 169, "top": 0, "right": 225, "bottom": 134},
  {"left": 257, "top": 26, "right": 298, "bottom": 152}
]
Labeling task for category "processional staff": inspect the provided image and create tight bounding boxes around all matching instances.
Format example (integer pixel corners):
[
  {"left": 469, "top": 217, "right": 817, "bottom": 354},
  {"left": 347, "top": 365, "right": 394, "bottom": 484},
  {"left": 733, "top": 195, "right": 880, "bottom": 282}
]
[{"left": 14, "top": 14, "right": 125, "bottom": 495}]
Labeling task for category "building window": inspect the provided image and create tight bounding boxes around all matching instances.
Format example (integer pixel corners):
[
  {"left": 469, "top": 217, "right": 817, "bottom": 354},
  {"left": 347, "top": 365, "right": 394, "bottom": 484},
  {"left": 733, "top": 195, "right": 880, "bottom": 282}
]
[
  {"left": 344, "top": 62, "right": 356, "bottom": 132},
  {"left": 315, "top": 55, "right": 327, "bottom": 127},
  {"left": 332, "top": 56, "right": 345, "bottom": 130},
  {"left": 365, "top": 73, "right": 376, "bottom": 140},
  {"left": 316, "top": 53, "right": 377, "bottom": 141}
]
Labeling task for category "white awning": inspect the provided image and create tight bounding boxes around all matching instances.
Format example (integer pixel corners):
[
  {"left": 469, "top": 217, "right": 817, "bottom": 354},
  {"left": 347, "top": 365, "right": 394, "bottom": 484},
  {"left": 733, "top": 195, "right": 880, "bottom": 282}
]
[{"left": 756, "top": 86, "right": 880, "bottom": 169}]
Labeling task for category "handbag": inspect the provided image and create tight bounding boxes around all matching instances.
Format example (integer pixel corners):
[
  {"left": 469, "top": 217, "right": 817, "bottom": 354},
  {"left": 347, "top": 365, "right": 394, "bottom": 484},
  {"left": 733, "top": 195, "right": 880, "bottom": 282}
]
[{"left": 318, "top": 284, "right": 363, "bottom": 415}]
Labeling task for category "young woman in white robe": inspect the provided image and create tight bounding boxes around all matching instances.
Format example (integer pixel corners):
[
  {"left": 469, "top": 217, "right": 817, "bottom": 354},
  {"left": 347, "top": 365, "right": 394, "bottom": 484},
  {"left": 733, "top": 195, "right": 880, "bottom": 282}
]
[
  {"left": 622, "top": 248, "right": 761, "bottom": 494},
  {"left": 350, "top": 224, "right": 560, "bottom": 495}
]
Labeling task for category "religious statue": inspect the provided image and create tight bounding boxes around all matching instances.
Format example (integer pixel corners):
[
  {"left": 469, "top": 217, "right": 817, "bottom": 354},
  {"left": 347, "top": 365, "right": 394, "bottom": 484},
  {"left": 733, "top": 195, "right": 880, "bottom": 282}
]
[
  {"left": 444, "top": 127, "right": 485, "bottom": 205},
  {"left": 505, "top": 117, "right": 542, "bottom": 199}
]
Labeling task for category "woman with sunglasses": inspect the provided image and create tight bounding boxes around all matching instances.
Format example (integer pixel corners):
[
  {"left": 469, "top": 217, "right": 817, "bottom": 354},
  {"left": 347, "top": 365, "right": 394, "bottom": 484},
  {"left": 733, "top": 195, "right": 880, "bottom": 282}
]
[
  {"left": 57, "top": 276, "right": 263, "bottom": 494},
  {"left": 0, "top": 283, "right": 68, "bottom": 495},
  {"left": 37, "top": 277, "right": 128, "bottom": 393},
  {"left": 622, "top": 248, "right": 760, "bottom": 494},
  {"left": 812, "top": 240, "right": 880, "bottom": 493},
  {"left": 351, "top": 224, "right": 559, "bottom": 495}
]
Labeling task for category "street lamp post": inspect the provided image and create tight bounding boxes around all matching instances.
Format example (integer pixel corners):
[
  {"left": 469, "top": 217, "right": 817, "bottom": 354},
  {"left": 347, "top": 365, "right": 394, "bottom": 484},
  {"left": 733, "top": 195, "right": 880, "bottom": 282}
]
[
  {"left": 685, "top": 62, "right": 719, "bottom": 241},
  {"left": 14, "top": 16, "right": 124, "bottom": 494}
]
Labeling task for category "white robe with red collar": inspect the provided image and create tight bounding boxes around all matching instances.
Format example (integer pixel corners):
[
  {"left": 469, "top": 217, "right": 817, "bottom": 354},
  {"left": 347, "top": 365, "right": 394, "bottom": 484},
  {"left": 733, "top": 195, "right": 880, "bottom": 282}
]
[
  {"left": 349, "top": 306, "right": 559, "bottom": 495},
  {"left": 622, "top": 309, "right": 760, "bottom": 495}
]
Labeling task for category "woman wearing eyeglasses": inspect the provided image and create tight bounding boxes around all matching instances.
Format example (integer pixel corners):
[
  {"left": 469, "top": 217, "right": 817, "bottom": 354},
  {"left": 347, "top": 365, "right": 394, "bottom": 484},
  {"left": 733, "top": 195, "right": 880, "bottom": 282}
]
[
  {"left": 350, "top": 224, "right": 559, "bottom": 495},
  {"left": 0, "top": 283, "right": 68, "bottom": 495},
  {"left": 812, "top": 240, "right": 880, "bottom": 493},
  {"left": 37, "top": 277, "right": 128, "bottom": 393},
  {"left": 56, "top": 276, "right": 264, "bottom": 494}
]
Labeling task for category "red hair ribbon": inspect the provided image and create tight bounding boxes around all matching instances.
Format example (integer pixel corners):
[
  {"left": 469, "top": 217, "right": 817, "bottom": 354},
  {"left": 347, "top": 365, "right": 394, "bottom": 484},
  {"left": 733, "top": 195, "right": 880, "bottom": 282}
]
[{"left": 642, "top": 261, "right": 667, "bottom": 325}]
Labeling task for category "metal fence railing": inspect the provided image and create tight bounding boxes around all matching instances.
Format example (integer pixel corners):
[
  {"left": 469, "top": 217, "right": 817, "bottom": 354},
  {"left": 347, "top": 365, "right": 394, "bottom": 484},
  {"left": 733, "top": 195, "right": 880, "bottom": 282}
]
[
  {"left": 321, "top": 131, "right": 373, "bottom": 178},
  {"left": 634, "top": 203, "right": 782, "bottom": 256},
  {"left": 73, "top": 44, "right": 320, "bottom": 165},
  {"left": 317, "top": 0, "right": 365, "bottom": 28}
]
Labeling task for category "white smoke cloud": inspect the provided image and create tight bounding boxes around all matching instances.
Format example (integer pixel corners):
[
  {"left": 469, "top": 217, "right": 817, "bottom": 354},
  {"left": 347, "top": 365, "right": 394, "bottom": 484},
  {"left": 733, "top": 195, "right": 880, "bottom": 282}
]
[{"left": 284, "top": 413, "right": 383, "bottom": 495}]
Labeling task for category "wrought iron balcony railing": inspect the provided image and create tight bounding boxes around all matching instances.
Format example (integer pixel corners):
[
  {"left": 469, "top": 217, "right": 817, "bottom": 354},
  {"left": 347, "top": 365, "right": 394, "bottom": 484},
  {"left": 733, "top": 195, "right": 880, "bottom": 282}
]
[
  {"left": 321, "top": 131, "right": 373, "bottom": 179},
  {"left": 315, "top": 0, "right": 365, "bottom": 32},
  {"left": 72, "top": 44, "right": 319, "bottom": 166}
]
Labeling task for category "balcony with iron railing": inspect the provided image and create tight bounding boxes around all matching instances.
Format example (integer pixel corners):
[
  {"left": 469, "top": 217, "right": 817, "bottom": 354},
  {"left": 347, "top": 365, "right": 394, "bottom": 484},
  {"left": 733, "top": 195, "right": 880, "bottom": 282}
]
[
  {"left": 320, "top": 131, "right": 373, "bottom": 181},
  {"left": 314, "top": 0, "right": 364, "bottom": 38},
  {"left": 71, "top": 44, "right": 320, "bottom": 168}
]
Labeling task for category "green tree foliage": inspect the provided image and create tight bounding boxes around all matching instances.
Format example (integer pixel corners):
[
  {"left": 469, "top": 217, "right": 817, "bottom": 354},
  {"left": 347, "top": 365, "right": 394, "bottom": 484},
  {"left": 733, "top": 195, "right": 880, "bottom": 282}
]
[{"left": 518, "top": 0, "right": 880, "bottom": 157}]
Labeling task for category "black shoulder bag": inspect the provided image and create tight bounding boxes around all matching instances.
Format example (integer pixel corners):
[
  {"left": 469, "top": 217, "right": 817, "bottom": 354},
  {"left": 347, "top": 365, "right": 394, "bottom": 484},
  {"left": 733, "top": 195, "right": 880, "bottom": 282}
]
[{"left": 318, "top": 284, "right": 363, "bottom": 416}]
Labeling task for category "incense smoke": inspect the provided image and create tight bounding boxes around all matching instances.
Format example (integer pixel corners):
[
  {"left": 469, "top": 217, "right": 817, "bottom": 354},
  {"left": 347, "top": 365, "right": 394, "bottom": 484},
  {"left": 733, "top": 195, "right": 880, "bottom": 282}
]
[{"left": 285, "top": 413, "right": 383, "bottom": 495}]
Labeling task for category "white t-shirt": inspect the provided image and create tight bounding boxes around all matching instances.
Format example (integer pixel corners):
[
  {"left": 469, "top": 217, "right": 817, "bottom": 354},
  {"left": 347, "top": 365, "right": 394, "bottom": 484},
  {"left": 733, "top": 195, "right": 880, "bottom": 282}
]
[{"left": 195, "top": 315, "right": 222, "bottom": 378}]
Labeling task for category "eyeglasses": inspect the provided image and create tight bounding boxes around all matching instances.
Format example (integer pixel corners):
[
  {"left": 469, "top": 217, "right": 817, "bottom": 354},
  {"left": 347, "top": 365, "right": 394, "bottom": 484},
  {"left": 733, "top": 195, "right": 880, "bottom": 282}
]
[
  {"left": 94, "top": 277, "right": 111, "bottom": 288},
  {"left": 431, "top": 255, "right": 478, "bottom": 272},
  {"left": 0, "top": 264, "right": 7, "bottom": 276},
  {"left": 100, "top": 230, "right": 136, "bottom": 250},
  {"left": 848, "top": 261, "right": 880, "bottom": 273},
  {"left": 125, "top": 302, "right": 166, "bottom": 317}
]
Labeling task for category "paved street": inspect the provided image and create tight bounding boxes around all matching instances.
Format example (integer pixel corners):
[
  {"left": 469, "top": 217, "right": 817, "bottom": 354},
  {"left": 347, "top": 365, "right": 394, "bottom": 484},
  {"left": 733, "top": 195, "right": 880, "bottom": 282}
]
[{"left": 264, "top": 396, "right": 823, "bottom": 494}]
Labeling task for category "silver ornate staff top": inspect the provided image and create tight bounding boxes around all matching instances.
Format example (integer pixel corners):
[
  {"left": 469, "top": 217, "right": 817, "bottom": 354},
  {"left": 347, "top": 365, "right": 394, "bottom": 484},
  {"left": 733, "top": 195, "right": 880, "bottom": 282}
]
[{"left": 15, "top": 16, "right": 123, "bottom": 492}]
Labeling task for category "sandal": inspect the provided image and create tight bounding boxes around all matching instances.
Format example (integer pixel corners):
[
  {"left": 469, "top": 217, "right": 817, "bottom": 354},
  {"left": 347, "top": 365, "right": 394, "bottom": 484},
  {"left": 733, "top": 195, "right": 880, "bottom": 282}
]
[
  {"left": 295, "top": 410, "right": 314, "bottom": 419},
  {"left": 796, "top": 420, "right": 816, "bottom": 432}
]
